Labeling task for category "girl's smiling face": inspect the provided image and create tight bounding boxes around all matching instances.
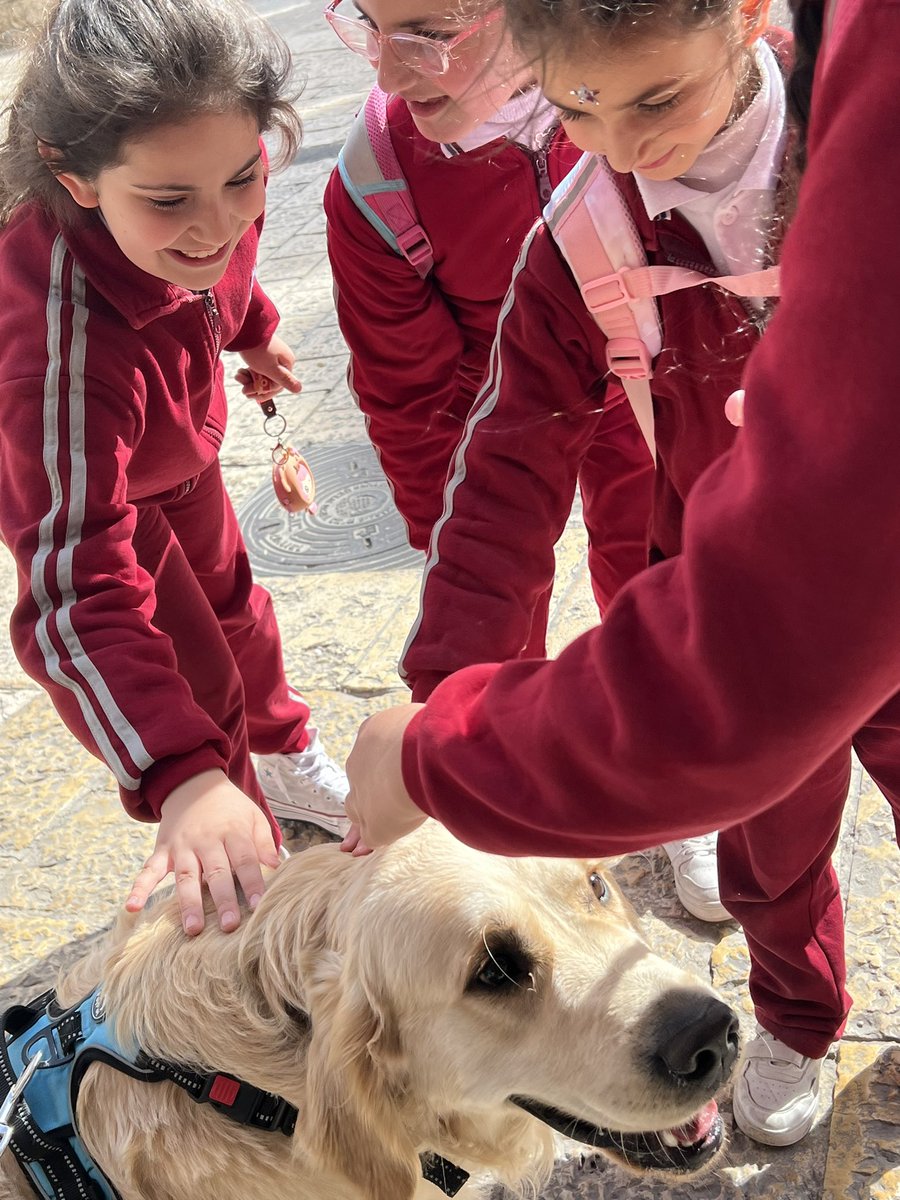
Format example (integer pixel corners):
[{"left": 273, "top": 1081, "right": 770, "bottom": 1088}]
[
  {"left": 54, "top": 109, "right": 266, "bottom": 289},
  {"left": 540, "top": 11, "right": 750, "bottom": 179},
  {"left": 344, "top": 0, "right": 534, "bottom": 142}
]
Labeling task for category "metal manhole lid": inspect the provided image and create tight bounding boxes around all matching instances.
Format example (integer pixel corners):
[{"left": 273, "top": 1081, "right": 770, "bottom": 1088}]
[{"left": 237, "top": 442, "right": 425, "bottom": 575}]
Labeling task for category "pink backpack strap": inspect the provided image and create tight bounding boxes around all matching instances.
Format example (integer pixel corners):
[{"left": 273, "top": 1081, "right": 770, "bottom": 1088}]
[
  {"left": 547, "top": 154, "right": 662, "bottom": 460},
  {"left": 336, "top": 86, "right": 434, "bottom": 278},
  {"left": 547, "top": 153, "right": 781, "bottom": 463}
]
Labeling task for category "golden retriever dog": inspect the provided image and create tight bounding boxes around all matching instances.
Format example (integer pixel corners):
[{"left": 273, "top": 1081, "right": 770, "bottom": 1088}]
[{"left": 0, "top": 822, "right": 739, "bottom": 1200}]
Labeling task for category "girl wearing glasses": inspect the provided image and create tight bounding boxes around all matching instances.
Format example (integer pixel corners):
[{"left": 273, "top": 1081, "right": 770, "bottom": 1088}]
[
  {"left": 326, "top": 0, "right": 651, "bottom": 566},
  {"left": 324, "top": 0, "right": 654, "bottom": 585}
]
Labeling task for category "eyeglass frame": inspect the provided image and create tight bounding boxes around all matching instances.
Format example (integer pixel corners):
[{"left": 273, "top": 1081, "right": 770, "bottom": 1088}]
[{"left": 323, "top": 0, "right": 502, "bottom": 77}]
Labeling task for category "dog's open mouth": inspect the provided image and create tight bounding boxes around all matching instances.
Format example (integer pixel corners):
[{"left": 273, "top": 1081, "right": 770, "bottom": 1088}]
[{"left": 511, "top": 1095, "right": 723, "bottom": 1173}]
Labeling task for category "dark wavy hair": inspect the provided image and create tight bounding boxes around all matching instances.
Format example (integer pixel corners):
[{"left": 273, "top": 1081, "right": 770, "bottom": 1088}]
[
  {"left": 0, "top": 0, "right": 303, "bottom": 226},
  {"left": 504, "top": 0, "right": 746, "bottom": 62},
  {"left": 787, "top": 0, "right": 824, "bottom": 173}
]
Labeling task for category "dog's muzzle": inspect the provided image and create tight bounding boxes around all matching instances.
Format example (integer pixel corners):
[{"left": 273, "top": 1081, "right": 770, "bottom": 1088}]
[{"left": 510, "top": 1094, "right": 725, "bottom": 1173}]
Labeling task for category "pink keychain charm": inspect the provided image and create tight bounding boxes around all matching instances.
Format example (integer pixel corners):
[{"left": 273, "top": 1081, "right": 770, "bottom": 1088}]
[
  {"left": 256, "top": 394, "right": 318, "bottom": 515},
  {"left": 272, "top": 444, "right": 318, "bottom": 514}
]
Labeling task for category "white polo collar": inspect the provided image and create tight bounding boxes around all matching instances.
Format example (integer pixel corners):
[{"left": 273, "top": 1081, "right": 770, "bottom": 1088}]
[{"left": 440, "top": 89, "right": 558, "bottom": 157}]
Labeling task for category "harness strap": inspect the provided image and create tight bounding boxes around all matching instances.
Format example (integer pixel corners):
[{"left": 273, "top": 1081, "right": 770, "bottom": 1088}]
[
  {"left": 133, "top": 1055, "right": 297, "bottom": 1136},
  {"left": 420, "top": 1151, "right": 470, "bottom": 1197},
  {"left": 1, "top": 997, "right": 120, "bottom": 1200}
]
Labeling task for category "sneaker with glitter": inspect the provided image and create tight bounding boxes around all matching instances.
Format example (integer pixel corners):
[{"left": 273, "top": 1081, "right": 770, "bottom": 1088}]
[
  {"left": 257, "top": 729, "right": 350, "bottom": 837},
  {"left": 732, "top": 1026, "right": 823, "bottom": 1146},
  {"left": 661, "top": 833, "right": 730, "bottom": 922}
]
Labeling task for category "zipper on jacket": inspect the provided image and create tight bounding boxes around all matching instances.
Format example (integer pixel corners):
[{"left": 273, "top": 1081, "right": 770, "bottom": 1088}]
[
  {"left": 202, "top": 288, "right": 222, "bottom": 355},
  {"left": 532, "top": 147, "right": 552, "bottom": 206}
]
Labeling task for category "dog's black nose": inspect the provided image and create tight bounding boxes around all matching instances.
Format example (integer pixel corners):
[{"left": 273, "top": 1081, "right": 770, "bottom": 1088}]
[{"left": 650, "top": 993, "right": 740, "bottom": 1090}]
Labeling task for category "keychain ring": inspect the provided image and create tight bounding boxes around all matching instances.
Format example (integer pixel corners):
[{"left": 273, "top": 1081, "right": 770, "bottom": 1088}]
[
  {"left": 270, "top": 442, "right": 287, "bottom": 466},
  {"left": 263, "top": 413, "right": 287, "bottom": 440}
]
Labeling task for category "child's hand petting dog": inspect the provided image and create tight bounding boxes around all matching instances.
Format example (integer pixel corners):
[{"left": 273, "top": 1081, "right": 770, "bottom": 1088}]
[
  {"left": 235, "top": 334, "right": 302, "bottom": 401},
  {"left": 126, "top": 769, "right": 281, "bottom": 936},
  {"left": 344, "top": 703, "right": 427, "bottom": 851}
]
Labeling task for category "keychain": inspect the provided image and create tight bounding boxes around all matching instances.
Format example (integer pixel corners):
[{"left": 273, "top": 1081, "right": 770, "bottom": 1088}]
[{"left": 254, "top": 383, "right": 318, "bottom": 516}]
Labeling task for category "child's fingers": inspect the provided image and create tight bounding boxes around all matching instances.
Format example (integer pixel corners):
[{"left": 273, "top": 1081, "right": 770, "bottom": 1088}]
[
  {"left": 125, "top": 852, "right": 169, "bottom": 914},
  {"left": 340, "top": 823, "right": 362, "bottom": 853},
  {"left": 340, "top": 823, "right": 372, "bottom": 856},
  {"left": 225, "top": 819, "right": 279, "bottom": 912},
  {"left": 173, "top": 851, "right": 208, "bottom": 936},
  {"left": 262, "top": 364, "right": 302, "bottom": 395},
  {"left": 196, "top": 851, "right": 242, "bottom": 934},
  {"left": 276, "top": 367, "right": 302, "bottom": 394},
  {"left": 254, "top": 822, "right": 281, "bottom": 870}
]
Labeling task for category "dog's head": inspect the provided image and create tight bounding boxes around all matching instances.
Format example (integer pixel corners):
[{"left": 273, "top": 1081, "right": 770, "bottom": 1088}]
[{"left": 244, "top": 822, "right": 739, "bottom": 1200}]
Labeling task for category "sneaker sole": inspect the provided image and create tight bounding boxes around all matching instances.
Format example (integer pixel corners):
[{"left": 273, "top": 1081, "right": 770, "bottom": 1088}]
[
  {"left": 731, "top": 1095, "right": 818, "bottom": 1147},
  {"left": 671, "top": 882, "right": 731, "bottom": 923},
  {"left": 264, "top": 795, "right": 350, "bottom": 837},
  {"left": 677, "top": 895, "right": 732, "bottom": 923}
]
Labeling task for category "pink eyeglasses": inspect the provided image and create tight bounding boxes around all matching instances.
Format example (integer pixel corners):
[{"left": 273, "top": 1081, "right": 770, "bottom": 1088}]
[{"left": 323, "top": 0, "right": 501, "bottom": 77}]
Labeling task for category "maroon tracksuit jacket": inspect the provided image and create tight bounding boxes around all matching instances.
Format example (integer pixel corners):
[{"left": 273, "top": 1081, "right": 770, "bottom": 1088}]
[
  {"left": 0, "top": 203, "right": 306, "bottom": 832},
  {"left": 400, "top": 8, "right": 900, "bottom": 1056}
]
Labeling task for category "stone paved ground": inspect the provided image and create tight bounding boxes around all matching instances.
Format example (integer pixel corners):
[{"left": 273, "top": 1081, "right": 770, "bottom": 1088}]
[{"left": 0, "top": 2, "right": 898, "bottom": 1197}]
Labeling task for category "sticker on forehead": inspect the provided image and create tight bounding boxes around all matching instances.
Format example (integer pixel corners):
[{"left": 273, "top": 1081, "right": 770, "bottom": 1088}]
[{"left": 570, "top": 83, "right": 599, "bottom": 105}]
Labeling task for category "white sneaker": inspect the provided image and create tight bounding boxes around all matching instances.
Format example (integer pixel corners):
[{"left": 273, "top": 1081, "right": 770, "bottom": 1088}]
[
  {"left": 732, "top": 1026, "right": 823, "bottom": 1146},
  {"left": 661, "top": 833, "right": 730, "bottom": 922},
  {"left": 257, "top": 729, "right": 350, "bottom": 837}
]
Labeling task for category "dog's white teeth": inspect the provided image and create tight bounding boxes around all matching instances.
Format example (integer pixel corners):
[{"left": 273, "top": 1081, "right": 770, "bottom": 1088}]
[{"left": 659, "top": 1130, "right": 680, "bottom": 1147}]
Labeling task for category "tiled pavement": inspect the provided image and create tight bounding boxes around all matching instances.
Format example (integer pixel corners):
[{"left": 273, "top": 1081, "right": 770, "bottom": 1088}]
[{"left": 0, "top": 3, "right": 897, "bottom": 1197}]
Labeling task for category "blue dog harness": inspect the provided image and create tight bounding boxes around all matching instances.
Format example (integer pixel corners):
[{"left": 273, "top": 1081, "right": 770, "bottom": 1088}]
[
  {"left": 0, "top": 988, "right": 469, "bottom": 1199},
  {"left": 0, "top": 988, "right": 160, "bottom": 1200}
]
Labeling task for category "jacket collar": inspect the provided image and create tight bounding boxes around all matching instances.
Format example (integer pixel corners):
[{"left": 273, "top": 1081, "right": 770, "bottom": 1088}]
[{"left": 60, "top": 209, "right": 201, "bottom": 331}]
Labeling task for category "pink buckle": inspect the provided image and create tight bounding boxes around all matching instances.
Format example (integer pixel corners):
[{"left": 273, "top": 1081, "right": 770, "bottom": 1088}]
[
  {"left": 396, "top": 226, "right": 432, "bottom": 270},
  {"left": 606, "top": 338, "right": 653, "bottom": 381},
  {"left": 581, "top": 269, "right": 636, "bottom": 315}
]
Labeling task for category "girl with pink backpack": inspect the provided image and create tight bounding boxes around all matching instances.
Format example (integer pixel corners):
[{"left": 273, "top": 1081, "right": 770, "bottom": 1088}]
[
  {"left": 343, "top": 0, "right": 870, "bottom": 1150},
  {"left": 324, "top": 0, "right": 734, "bottom": 922}
]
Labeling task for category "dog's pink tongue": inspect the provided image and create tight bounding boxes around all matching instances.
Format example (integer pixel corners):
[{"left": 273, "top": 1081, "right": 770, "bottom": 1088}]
[{"left": 669, "top": 1100, "right": 719, "bottom": 1147}]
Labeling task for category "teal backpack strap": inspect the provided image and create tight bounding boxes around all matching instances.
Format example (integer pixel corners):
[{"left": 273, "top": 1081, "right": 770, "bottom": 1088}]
[{"left": 337, "top": 86, "right": 434, "bottom": 277}]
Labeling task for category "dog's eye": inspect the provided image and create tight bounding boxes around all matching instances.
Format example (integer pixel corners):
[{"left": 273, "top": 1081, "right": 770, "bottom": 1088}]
[
  {"left": 468, "top": 942, "right": 533, "bottom": 993},
  {"left": 589, "top": 871, "right": 610, "bottom": 903}
]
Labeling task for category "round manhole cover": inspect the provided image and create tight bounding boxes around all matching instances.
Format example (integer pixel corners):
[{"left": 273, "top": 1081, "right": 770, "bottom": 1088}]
[{"left": 237, "top": 442, "right": 425, "bottom": 575}]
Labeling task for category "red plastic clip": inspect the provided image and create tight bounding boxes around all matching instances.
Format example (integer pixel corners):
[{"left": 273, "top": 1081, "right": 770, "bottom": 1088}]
[{"left": 207, "top": 1075, "right": 240, "bottom": 1106}]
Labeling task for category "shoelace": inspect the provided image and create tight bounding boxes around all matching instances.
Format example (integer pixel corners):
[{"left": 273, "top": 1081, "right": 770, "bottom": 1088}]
[
  {"left": 288, "top": 749, "right": 348, "bottom": 795},
  {"left": 675, "top": 837, "right": 717, "bottom": 858}
]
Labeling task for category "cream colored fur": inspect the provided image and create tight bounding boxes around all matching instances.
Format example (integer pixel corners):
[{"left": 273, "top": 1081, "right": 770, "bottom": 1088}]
[{"left": 1, "top": 822, "right": 729, "bottom": 1200}]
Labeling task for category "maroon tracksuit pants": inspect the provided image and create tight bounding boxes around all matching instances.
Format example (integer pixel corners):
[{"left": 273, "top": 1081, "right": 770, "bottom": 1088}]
[
  {"left": 718, "top": 698, "right": 900, "bottom": 1059},
  {"left": 131, "top": 459, "right": 309, "bottom": 839},
  {"left": 521, "top": 397, "right": 655, "bottom": 657}
]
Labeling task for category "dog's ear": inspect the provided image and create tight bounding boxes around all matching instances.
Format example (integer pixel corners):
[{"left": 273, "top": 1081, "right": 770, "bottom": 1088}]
[
  {"left": 237, "top": 847, "right": 352, "bottom": 1027},
  {"left": 303, "top": 965, "right": 417, "bottom": 1200}
]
